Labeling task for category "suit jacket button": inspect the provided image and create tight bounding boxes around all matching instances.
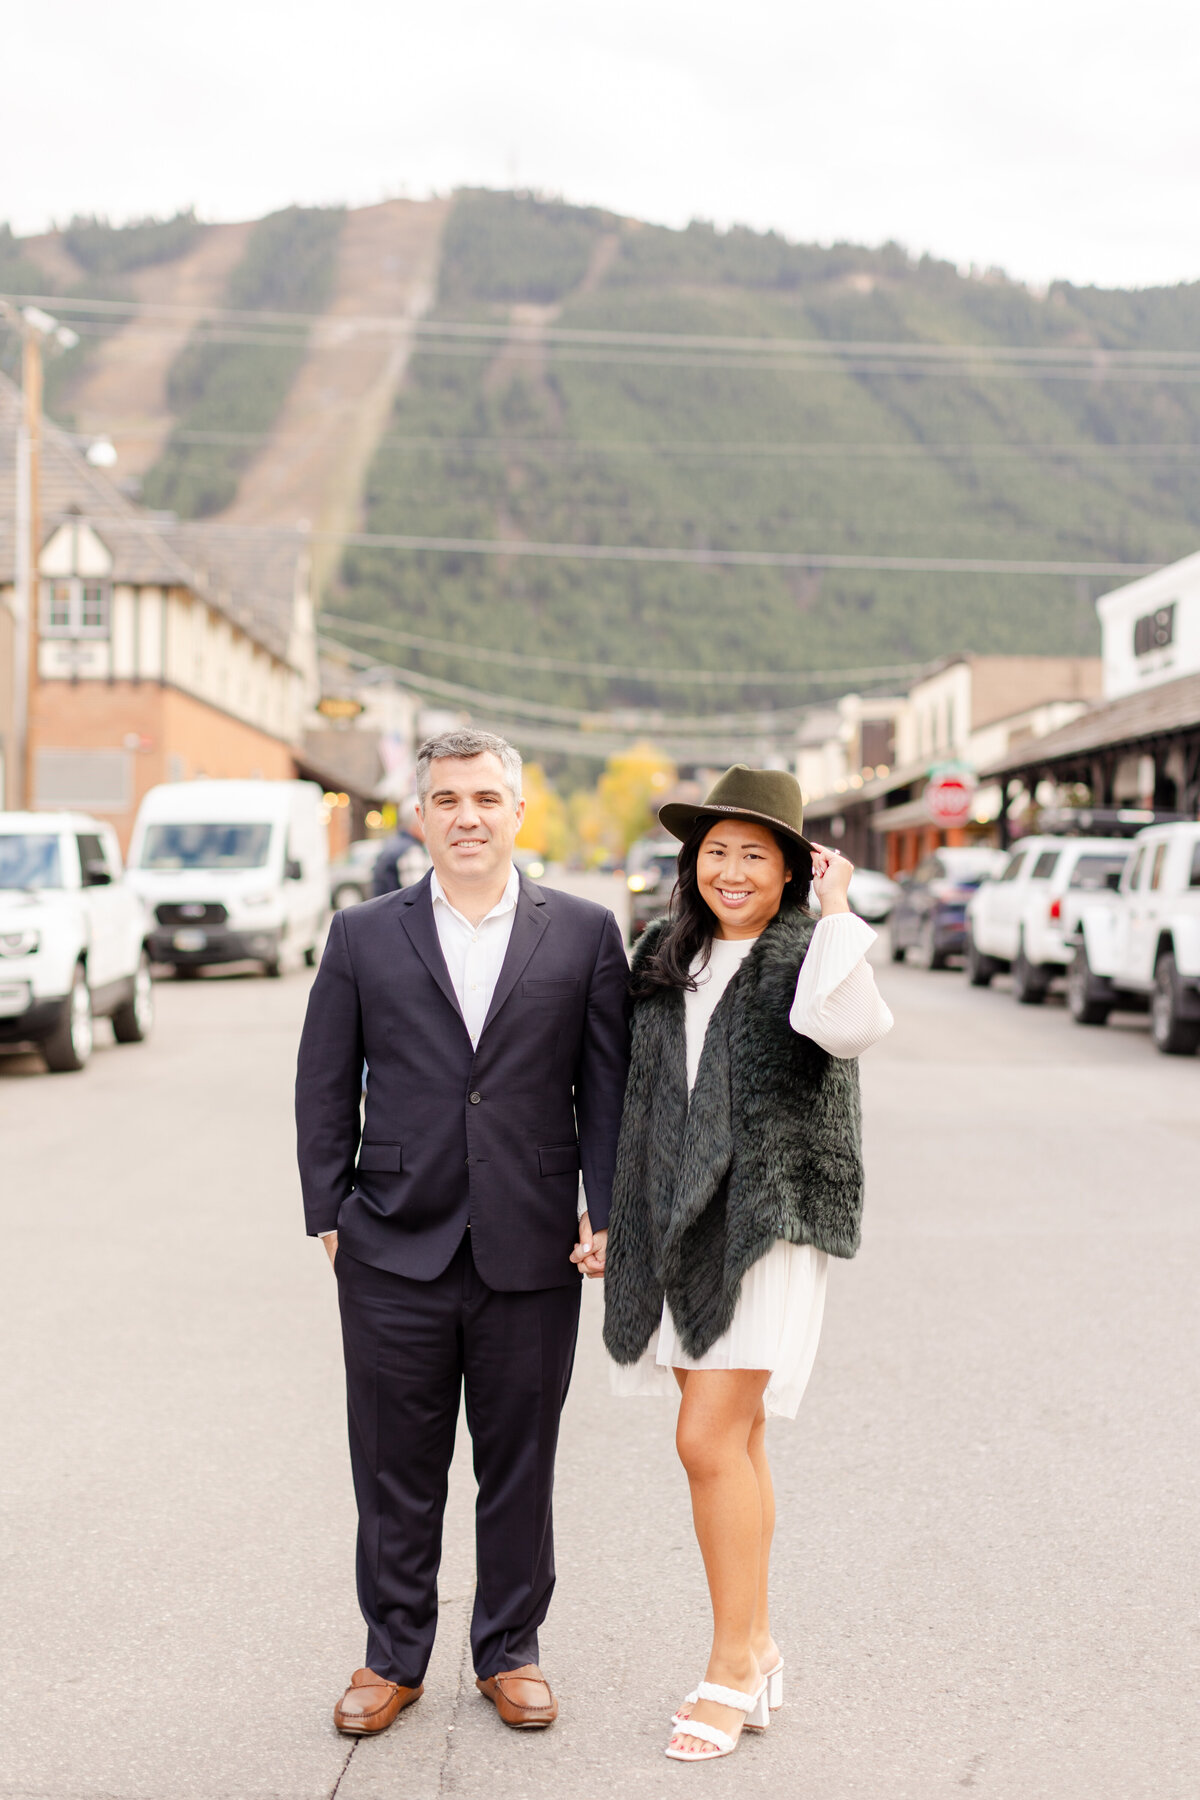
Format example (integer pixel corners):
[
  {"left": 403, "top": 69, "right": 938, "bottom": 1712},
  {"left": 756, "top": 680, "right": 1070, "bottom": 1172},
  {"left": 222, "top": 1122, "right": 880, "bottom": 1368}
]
[{"left": 469, "top": 1091, "right": 481, "bottom": 1104}]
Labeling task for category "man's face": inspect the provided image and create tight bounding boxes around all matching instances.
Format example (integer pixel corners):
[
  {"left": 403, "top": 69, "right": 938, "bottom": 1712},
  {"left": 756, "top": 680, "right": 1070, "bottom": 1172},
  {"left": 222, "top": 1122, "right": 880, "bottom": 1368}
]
[{"left": 418, "top": 754, "right": 525, "bottom": 886}]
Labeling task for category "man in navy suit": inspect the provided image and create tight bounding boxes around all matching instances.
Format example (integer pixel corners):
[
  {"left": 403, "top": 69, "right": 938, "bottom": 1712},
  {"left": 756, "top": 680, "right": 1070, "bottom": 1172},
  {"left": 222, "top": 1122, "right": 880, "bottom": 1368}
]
[{"left": 296, "top": 729, "right": 629, "bottom": 1736}]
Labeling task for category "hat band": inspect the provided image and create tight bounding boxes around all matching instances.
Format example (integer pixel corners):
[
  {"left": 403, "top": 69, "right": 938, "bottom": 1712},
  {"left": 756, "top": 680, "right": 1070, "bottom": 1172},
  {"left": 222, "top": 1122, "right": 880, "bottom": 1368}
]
[{"left": 694, "top": 803, "right": 806, "bottom": 837}]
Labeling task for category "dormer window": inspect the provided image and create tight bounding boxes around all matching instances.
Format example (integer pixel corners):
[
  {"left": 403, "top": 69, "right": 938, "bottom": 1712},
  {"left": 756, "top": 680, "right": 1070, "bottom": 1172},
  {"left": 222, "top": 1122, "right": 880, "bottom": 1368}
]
[{"left": 41, "top": 578, "right": 112, "bottom": 638}]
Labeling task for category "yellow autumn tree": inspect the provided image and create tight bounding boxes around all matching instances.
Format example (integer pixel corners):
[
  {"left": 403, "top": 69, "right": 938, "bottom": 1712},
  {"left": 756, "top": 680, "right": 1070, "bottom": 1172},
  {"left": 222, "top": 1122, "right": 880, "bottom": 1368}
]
[
  {"left": 570, "top": 742, "right": 676, "bottom": 860},
  {"left": 516, "top": 762, "right": 569, "bottom": 862}
]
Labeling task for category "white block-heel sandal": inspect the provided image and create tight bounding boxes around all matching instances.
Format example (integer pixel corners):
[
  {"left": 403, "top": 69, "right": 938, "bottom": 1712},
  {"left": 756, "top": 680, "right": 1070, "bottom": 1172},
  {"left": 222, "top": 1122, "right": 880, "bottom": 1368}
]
[
  {"left": 664, "top": 1679, "right": 769, "bottom": 1761},
  {"left": 672, "top": 1657, "right": 782, "bottom": 1729}
]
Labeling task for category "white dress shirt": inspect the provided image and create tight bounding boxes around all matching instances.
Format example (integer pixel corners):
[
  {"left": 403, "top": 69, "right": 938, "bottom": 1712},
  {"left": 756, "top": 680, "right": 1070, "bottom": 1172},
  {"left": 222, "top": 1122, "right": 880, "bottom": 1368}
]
[{"left": 430, "top": 863, "right": 521, "bottom": 1046}]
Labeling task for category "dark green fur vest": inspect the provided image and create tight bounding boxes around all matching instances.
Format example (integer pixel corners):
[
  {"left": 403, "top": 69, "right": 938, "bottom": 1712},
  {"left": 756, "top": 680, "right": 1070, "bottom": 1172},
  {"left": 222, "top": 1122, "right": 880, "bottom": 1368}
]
[{"left": 603, "top": 904, "right": 864, "bottom": 1364}]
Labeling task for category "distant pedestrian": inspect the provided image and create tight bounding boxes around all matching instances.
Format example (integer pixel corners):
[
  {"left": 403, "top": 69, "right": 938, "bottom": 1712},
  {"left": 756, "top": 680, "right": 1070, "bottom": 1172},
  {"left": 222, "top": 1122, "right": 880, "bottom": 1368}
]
[
  {"left": 370, "top": 795, "right": 430, "bottom": 896},
  {"left": 602, "top": 765, "right": 893, "bottom": 1764},
  {"left": 296, "top": 729, "right": 629, "bottom": 1739}
]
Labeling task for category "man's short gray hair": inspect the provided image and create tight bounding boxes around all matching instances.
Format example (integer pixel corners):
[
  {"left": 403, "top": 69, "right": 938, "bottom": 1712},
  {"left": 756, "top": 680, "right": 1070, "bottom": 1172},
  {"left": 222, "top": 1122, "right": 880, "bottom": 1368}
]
[{"left": 415, "top": 728, "right": 523, "bottom": 803}]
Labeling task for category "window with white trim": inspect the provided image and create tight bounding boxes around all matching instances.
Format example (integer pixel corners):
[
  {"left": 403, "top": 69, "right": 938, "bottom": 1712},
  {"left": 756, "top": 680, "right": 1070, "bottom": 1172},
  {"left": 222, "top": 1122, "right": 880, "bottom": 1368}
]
[{"left": 40, "top": 579, "right": 112, "bottom": 638}]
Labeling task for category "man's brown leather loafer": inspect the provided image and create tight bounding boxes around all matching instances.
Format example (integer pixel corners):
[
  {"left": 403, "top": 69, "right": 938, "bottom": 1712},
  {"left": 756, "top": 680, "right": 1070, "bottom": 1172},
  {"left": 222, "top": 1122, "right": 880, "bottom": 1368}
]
[
  {"left": 334, "top": 1667, "right": 423, "bottom": 1734},
  {"left": 475, "top": 1663, "right": 557, "bottom": 1728}
]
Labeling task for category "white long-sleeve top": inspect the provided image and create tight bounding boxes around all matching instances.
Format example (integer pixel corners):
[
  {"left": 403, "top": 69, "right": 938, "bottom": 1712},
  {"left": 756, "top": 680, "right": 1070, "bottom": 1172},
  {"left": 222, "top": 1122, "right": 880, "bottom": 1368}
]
[
  {"left": 683, "top": 910, "right": 893, "bottom": 1091},
  {"left": 787, "top": 909, "right": 894, "bottom": 1056}
]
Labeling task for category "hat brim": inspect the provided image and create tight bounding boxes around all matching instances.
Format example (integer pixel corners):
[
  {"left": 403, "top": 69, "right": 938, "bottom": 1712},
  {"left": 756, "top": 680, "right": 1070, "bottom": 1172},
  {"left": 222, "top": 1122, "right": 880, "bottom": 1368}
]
[{"left": 657, "top": 801, "right": 815, "bottom": 860}]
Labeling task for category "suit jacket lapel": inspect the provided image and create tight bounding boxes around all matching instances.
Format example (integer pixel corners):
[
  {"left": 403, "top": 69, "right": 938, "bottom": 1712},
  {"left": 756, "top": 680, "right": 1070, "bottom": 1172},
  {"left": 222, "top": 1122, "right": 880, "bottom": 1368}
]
[
  {"left": 397, "top": 875, "right": 467, "bottom": 1029},
  {"left": 478, "top": 875, "right": 548, "bottom": 1042}
]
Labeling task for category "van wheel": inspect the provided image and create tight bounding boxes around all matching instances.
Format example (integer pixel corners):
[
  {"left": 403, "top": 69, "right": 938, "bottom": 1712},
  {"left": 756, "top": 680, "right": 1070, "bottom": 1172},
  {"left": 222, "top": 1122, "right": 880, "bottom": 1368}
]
[
  {"left": 263, "top": 956, "right": 282, "bottom": 978},
  {"left": 1011, "top": 939, "right": 1049, "bottom": 1005},
  {"left": 303, "top": 944, "right": 317, "bottom": 968},
  {"left": 965, "top": 928, "right": 997, "bottom": 987},
  {"left": 112, "top": 951, "right": 154, "bottom": 1043},
  {"left": 1151, "top": 951, "right": 1200, "bottom": 1055},
  {"left": 42, "top": 963, "right": 93, "bottom": 1072},
  {"left": 1067, "top": 945, "right": 1110, "bottom": 1026}
]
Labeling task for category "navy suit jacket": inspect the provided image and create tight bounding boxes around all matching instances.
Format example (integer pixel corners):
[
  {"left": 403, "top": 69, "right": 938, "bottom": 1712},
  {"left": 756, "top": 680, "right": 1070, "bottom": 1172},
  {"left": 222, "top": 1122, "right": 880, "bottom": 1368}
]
[{"left": 295, "top": 871, "right": 630, "bottom": 1291}]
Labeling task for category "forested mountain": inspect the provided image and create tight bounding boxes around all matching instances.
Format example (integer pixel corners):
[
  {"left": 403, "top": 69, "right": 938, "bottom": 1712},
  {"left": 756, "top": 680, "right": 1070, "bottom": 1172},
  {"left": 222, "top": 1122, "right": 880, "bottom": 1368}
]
[{"left": 6, "top": 194, "right": 1200, "bottom": 726}]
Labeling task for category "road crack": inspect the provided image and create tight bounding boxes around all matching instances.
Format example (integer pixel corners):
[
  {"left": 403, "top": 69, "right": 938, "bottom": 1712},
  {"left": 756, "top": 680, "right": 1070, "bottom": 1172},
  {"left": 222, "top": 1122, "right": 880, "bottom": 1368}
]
[
  {"left": 328, "top": 1738, "right": 358, "bottom": 1798},
  {"left": 437, "top": 1610, "right": 475, "bottom": 1795}
]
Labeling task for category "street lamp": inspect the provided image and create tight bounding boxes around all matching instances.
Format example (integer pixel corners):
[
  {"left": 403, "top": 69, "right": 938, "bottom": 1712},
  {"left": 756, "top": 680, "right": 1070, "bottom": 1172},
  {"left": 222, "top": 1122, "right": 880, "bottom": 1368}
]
[{"left": 0, "top": 299, "right": 79, "bottom": 809}]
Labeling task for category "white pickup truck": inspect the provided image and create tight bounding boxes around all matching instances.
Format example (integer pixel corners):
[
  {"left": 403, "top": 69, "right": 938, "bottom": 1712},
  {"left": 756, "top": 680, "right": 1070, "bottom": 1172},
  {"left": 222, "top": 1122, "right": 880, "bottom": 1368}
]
[
  {"left": 1067, "top": 821, "right": 1200, "bottom": 1054},
  {"left": 964, "top": 834, "right": 1130, "bottom": 1002},
  {"left": 0, "top": 812, "right": 153, "bottom": 1072}
]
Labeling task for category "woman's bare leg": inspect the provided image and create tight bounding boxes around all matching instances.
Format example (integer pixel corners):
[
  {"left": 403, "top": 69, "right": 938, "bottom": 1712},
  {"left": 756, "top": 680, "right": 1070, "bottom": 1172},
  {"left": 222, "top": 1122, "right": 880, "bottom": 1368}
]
[
  {"left": 747, "top": 1401, "right": 780, "bottom": 1671},
  {"left": 668, "top": 1368, "right": 771, "bottom": 1755}
]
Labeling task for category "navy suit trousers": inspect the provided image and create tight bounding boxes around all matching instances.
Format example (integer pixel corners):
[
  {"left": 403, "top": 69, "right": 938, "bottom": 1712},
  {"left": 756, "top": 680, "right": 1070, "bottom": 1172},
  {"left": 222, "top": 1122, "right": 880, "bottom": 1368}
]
[{"left": 336, "top": 1235, "right": 581, "bottom": 1685}]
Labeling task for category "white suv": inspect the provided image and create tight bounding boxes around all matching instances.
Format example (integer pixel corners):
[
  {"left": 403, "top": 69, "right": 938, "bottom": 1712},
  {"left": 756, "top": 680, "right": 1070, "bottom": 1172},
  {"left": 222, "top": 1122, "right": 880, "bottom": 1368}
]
[
  {"left": 1067, "top": 821, "right": 1200, "bottom": 1054},
  {"left": 964, "top": 835, "right": 1131, "bottom": 1003},
  {"left": 0, "top": 813, "right": 154, "bottom": 1072}
]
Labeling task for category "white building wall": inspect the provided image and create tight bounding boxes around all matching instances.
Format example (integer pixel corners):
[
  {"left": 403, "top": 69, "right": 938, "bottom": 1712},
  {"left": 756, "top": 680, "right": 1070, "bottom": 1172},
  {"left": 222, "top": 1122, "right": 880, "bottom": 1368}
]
[
  {"left": 111, "top": 585, "right": 137, "bottom": 679},
  {"left": 1096, "top": 552, "right": 1200, "bottom": 697},
  {"left": 894, "top": 662, "right": 972, "bottom": 767}
]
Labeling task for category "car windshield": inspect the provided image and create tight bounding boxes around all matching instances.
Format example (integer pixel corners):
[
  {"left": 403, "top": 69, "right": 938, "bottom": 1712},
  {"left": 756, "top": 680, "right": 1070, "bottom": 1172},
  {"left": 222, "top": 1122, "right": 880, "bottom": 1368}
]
[
  {"left": 138, "top": 822, "right": 273, "bottom": 870},
  {"left": 1070, "top": 853, "right": 1128, "bottom": 890},
  {"left": 0, "top": 834, "right": 63, "bottom": 890},
  {"left": 936, "top": 851, "right": 1002, "bottom": 886}
]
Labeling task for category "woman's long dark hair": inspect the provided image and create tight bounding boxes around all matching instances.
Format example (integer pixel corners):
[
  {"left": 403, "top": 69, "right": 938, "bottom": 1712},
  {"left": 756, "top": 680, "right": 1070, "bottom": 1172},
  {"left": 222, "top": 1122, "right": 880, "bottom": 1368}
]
[{"left": 630, "top": 816, "right": 813, "bottom": 998}]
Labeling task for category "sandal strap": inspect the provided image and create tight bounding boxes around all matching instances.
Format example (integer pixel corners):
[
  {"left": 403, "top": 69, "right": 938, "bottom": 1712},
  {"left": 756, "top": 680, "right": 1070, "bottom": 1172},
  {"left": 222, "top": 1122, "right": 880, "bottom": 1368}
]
[
  {"left": 696, "top": 1680, "right": 758, "bottom": 1712},
  {"left": 674, "top": 1719, "right": 735, "bottom": 1753}
]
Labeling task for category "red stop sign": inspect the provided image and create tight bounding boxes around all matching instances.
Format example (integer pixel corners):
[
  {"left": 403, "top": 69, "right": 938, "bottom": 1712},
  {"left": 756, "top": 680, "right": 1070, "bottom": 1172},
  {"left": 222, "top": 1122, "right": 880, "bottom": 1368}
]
[{"left": 925, "top": 771, "right": 975, "bottom": 827}]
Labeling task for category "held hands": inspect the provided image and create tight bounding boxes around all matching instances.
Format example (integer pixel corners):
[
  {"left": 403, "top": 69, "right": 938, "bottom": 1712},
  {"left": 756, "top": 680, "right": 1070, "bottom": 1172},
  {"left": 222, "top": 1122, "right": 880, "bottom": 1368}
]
[
  {"left": 323, "top": 1231, "right": 338, "bottom": 1269},
  {"left": 810, "top": 842, "right": 853, "bottom": 915},
  {"left": 570, "top": 1213, "right": 607, "bottom": 1279}
]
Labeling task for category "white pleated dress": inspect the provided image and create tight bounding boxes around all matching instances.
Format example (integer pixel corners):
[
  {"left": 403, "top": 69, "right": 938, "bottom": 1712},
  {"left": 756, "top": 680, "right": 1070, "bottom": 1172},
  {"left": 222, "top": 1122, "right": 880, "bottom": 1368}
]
[{"left": 610, "top": 912, "right": 893, "bottom": 1419}]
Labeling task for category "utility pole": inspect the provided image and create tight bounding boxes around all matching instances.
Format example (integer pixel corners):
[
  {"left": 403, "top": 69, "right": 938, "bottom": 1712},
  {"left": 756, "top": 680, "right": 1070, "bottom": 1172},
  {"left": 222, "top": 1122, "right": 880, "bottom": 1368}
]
[{"left": 2, "top": 301, "right": 76, "bottom": 809}]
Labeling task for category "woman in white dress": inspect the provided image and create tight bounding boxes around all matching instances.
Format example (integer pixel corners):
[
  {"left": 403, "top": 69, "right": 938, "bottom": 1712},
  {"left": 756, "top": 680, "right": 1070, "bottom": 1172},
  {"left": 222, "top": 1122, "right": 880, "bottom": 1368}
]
[{"left": 594, "top": 766, "right": 892, "bottom": 1763}]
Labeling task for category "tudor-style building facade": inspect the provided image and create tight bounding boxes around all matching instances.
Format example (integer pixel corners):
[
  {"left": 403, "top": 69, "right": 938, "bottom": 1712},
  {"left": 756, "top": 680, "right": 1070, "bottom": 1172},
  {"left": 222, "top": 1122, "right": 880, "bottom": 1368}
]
[{"left": 1, "top": 373, "right": 318, "bottom": 848}]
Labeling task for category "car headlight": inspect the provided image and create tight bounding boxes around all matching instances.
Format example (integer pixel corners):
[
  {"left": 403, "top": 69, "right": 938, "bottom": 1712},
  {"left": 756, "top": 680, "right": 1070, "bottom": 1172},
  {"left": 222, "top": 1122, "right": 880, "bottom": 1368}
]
[
  {"left": 627, "top": 873, "right": 648, "bottom": 893},
  {"left": 242, "top": 892, "right": 274, "bottom": 908},
  {"left": 0, "top": 929, "right": 39, "bottom": 957}
]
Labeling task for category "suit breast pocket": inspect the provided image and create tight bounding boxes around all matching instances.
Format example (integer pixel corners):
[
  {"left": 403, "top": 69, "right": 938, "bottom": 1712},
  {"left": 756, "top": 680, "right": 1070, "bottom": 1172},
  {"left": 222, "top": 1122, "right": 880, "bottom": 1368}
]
[
  {"left": 357, "top": 1143, "right": 403, "bottom": 1173},
  {"left": 522, "top": 979, "right": 580, "bottom": 1000}
]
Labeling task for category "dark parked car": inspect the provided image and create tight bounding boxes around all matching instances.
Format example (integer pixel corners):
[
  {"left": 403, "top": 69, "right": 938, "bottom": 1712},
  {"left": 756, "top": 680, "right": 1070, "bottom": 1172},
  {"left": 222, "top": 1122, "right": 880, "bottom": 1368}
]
[
  {"left": 625, "top": 835, "right": 681, "bottom": 941},
  {"left": 329, "top": 838, "right": 382, "bottom": 911},
  {"left": 890, "top": 847, "right": 1008, "bottom": 969}
]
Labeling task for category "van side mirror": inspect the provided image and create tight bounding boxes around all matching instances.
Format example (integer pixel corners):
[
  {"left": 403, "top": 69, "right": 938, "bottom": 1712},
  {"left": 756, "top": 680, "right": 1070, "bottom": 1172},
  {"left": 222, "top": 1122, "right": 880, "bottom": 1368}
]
[
  {"left": 1105, "top": 869, "right": 1122, "bottom": 891},
  {"left": 82, "top": 860, "right": 112, "bottom": 887},
  {"left": 285, "top": 858, "right": 303, "bottom": 881}
]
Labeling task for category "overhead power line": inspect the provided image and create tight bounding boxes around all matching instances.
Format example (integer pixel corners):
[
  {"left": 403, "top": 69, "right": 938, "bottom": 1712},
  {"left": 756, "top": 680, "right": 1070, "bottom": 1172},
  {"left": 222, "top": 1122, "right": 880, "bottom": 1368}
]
[
  {"left": 11, "top": 290, "right": 1200, "bottom": 366},
  {"left": 319, "top": 637, "right": 802, "bottom": 758},
  {"left": 51, "top": 512, "right": 1159, "bottom": 579},
  {"left": 315, "top": 636, "right": 804, "bottom": 735},
  {"left": 23, "top": 317, "right": 1200, "bottom": 385},
  {"left": 318, "top": 613, "right": 925, "bottom": 686},
  {"left": 10, "top": 294, "right": 1200, "bottom": 384},
  {"left": 64, "top": 423, "right": 1200, "bottom": 463}
]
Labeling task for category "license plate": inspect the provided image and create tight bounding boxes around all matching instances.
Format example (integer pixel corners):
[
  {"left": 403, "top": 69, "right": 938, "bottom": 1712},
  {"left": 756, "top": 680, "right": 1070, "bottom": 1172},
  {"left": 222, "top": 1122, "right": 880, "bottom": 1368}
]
[
  {"left": 173, "top": 930, "right": 208, "bottom": 952},
  {"left": 0, "top": 982, "right": 31, "bottom": 1017}
]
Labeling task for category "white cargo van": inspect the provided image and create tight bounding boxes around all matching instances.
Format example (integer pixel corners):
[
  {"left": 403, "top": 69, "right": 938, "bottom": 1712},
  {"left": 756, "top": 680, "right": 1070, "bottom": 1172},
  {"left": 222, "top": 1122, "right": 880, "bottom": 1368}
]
[{"left": 127, "top": 780, "right": 328, "bottom": 977}]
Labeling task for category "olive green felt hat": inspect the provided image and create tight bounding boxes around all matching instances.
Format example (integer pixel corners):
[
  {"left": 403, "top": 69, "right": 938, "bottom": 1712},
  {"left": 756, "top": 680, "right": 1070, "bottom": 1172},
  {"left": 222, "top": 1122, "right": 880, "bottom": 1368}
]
[{"left": 657, "top": 765, "right": 815, "bottom": 858}]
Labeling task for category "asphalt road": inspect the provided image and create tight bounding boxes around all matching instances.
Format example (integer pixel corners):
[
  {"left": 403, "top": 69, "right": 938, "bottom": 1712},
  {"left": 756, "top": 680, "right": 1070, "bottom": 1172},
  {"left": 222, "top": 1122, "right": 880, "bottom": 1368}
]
[{"left": 1, "top": 918, "right": 1197, "bottom": 1800}]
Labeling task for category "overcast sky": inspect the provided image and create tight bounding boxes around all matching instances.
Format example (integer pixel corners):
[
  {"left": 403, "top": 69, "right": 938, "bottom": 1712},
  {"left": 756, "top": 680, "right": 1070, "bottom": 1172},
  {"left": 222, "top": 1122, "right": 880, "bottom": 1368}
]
[{"left": 4, "top": 0, "right": 1199, "bottom": 290}]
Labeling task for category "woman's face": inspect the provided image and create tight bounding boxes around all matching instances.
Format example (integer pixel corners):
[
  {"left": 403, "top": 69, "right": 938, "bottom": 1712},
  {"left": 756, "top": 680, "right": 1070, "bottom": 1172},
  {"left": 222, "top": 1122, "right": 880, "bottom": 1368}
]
[{"left": 695, "top": 819, "right": 791, "bottom": 940}]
